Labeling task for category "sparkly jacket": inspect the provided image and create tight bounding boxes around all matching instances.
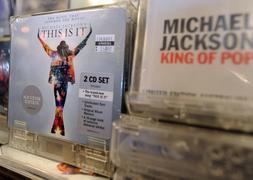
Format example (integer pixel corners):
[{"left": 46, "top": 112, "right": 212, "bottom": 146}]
[{"left": 38, "top": 28, "right": 92, "bottom": 84}]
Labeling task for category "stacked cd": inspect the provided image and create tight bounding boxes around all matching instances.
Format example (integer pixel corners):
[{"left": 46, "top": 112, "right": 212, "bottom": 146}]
[
  {"left": 111, "top": 0, "right": 253, "bottom": 179},
  {"left": 111, "top": 115, "right": 253, "bottom": 179}
]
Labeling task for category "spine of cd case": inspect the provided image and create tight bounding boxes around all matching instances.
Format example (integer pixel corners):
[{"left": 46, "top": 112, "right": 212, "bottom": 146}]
[
  {"left": 9, "top": 127, "right": 114, "bottom": 177},
  {"left": 127, "top": 92, "right": 253, "bottom": 132},
  {"left": 111, "top": 115, "right": 253, "bottom": 180}
]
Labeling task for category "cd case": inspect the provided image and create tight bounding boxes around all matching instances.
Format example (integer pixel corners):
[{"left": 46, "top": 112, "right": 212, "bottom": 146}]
[
  {"left": 7, "top": 5, "right": 135, "bottom": 177},
  {"left": 128, "top": 0, "right": 253, "bottom": 132},
  {"left": 111, "top": 115, "right": 253, "bottom": 180},
  {"left": 9, "top": 6, "right": 128, "bottom": 145}
]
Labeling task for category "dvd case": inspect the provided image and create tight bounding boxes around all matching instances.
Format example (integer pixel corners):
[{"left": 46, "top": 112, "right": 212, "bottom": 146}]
[
  {"left": 111, "top": 115, "right": 253, "bottom": 180},
  {"left": 8, "top": 4, "right": 135, "bottom": 177},
  {"left": 128, "top": 0, "right": 253, "bottom": 132}
]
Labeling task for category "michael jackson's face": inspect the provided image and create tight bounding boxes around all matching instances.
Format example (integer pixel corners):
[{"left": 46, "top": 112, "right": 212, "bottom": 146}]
[{"left": 57, "top": 41, "right": 71, "bottom": 57}]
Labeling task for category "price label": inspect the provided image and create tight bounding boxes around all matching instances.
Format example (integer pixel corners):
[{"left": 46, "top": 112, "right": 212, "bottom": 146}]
[{"left": 95, "top": 34, "right": 115, "bottom": 53}]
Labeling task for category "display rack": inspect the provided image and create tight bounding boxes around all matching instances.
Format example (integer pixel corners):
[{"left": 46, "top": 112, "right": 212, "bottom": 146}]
[{"left": 0, "top": 145, "right": 107, "bottom": 180}]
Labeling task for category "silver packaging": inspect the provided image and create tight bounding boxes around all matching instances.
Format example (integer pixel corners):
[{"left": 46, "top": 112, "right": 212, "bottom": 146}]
[{"left": 9, "top": 6, "right": 127, "bottom": 148}]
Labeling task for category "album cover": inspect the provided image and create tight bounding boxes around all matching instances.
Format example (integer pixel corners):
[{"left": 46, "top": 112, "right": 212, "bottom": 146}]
[
  {"left": 9, "top": 8, "right": 127, "bottom": 144},
  {"left": 133, "top": 0, "right": 253, "bottom": 102}
]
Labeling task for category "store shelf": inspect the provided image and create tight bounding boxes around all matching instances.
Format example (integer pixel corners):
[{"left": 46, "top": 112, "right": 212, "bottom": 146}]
[{"left": 0, "top": 145, "right": 107, "bottom": 180}]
